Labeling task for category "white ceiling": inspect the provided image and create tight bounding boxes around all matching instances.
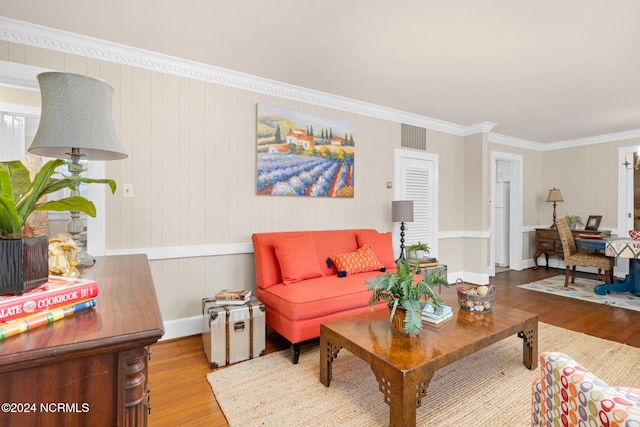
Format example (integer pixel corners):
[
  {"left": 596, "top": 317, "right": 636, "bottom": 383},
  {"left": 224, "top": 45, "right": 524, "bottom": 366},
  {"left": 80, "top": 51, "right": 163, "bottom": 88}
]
[
  {"left": 2, "top": 1, "right": 640, "bottom": 145},
  {"left": 178, "top": 0, "right": 640, "bottom": 144}
]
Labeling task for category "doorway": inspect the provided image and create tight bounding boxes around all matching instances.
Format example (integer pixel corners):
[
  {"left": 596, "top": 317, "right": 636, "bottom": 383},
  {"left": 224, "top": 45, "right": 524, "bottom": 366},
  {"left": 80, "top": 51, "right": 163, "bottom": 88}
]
[{"left": 490, "top": 151, "right": 523, "bottom": 275}]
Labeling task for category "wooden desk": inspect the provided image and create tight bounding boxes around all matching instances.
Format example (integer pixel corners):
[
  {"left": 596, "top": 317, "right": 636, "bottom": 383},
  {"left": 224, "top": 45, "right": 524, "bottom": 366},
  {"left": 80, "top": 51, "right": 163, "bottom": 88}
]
[
  {"left": 577, "top": 238, "right": 640, "bottom": 296},
  {"left": 0, "top": 255, "right": 164, "bottom": 427},
  {"left": 534, "top": 228, "right": 610, "bottom": 268}
]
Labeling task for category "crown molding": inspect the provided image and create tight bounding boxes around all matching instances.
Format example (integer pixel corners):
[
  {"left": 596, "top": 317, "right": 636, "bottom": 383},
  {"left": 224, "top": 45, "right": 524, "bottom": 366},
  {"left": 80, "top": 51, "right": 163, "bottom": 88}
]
[
  {"left": 0, "top": 17, "right": 473, "bottom": 137},
  {"left": 4, "top": 17, "right": 638, "bottom": 149},
  {"left": 489, "top": 128, "right": 640, "bottom": 152},
  {"left": 487, "top": 133, "right": 545, "bottom": 151},
  {"left": 550, "top": 129, "right": 640, "bottom": 151},
  {"left": 464, "top": 121, "right": 498, "bottom": 136}
]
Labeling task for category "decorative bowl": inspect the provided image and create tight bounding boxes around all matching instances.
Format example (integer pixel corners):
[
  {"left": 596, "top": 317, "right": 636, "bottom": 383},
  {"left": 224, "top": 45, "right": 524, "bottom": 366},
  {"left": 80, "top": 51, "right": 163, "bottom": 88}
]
[{"left": 629, "top": 230, "right": 640, "bottom": 240}]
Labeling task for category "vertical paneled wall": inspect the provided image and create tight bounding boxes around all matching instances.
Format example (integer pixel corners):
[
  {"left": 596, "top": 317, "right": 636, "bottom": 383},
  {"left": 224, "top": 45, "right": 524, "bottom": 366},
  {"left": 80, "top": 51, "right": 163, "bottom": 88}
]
[
  {"left": 0, "top": 40, "right": 414, "bottom": 321},
  {"left": 3, "top": 35, "right": 636, "bottom": 321}
]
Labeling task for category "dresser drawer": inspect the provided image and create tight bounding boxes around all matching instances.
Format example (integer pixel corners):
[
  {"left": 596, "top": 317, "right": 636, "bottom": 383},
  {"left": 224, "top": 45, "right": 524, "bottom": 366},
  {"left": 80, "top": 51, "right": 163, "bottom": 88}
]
[
  {"left": 537, "top": 240, "right": 555, "bottom": 251},
  {"left": 537, "top": 230, "right": 557, "bottom": 240}
]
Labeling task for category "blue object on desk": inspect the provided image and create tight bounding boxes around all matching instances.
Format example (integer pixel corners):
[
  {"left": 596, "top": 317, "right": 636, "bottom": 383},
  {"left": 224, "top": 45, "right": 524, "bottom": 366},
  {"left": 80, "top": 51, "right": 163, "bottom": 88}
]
[{"left": 575, "top": 237, "right": 640, "bottom": 296}]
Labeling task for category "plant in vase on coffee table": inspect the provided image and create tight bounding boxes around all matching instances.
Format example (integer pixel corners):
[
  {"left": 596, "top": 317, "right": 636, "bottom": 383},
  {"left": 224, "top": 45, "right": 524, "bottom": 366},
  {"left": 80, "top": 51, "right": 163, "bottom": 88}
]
[{"left": 366, "top": 260, "right": 449, "bottom": 336}]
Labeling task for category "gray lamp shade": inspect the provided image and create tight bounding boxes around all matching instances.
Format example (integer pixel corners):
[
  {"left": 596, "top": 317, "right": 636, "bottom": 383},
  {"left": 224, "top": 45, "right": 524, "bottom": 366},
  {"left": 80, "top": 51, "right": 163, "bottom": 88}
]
[
  {"left": 28, "top": 72, "right": 128, "bottom": 160},
  {"left": 392, "top": 200, "right": 414, "bottom": 222}
]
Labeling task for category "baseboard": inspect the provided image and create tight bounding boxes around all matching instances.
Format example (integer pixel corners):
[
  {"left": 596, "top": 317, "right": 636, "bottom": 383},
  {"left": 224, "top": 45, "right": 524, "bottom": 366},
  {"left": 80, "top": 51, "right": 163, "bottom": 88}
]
[
  {"left": 161, "top": 315, "right": 202, "bottom": 341},
  {"left": 533, "top": 256, "right": 625, "bottom": 279},
  {"left": 459, "top": 271, "right": 490, "bottom": 285},
  {"left": 163, "top": 261, "right": 622, "bottom": 341},
  {"left": 159, "top": 270, "right": 489, "bottom": 341}
]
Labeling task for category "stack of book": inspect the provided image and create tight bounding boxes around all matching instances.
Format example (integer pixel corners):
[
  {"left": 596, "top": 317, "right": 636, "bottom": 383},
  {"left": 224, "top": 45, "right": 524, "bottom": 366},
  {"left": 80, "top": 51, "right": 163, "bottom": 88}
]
[
  {"left": 213, "top": 289, "right": 251, "bottom": 305},
  {"left": 409, "top": 257, "right": 439, "bottom": 268},
  {"left": 0, "top": 276, "right": 99, "bottom": 340},
  {"left": 421, "top": 304, "right": 453, "bottom": 324}
]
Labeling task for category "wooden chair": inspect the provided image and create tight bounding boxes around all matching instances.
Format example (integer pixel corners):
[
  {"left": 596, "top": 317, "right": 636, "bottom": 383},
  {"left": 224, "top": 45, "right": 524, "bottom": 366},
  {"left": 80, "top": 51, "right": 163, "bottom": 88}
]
[{"left": 555, "top": 218, "right": 614, "bottom": 287}]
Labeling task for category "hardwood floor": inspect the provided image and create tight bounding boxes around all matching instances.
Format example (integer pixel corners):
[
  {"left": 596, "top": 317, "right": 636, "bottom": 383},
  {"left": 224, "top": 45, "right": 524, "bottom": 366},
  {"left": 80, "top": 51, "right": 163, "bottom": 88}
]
[{"left": 148, "top": 267, "right": 640, "bottom": 426}]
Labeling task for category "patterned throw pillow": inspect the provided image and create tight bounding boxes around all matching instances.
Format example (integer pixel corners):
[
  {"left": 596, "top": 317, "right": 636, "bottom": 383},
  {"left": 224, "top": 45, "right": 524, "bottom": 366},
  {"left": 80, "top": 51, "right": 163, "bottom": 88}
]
[{"left": 328, "top": 244, "right": 385, "bottom": 276}]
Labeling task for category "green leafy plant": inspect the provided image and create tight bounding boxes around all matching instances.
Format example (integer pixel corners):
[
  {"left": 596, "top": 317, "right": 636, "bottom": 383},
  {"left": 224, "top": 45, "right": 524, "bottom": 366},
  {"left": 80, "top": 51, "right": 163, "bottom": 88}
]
[
  {"left": 366, "top": 260, "right": 449, "bottom": 336},
  {"left": 564, "top": 214, "right": 583, "bottom": 227},
  {"left": 0, "top": 159, "right": 116, "bottom": 238},
  {"left": 406, "top": 241, "right": 430, "bottom": 253}
]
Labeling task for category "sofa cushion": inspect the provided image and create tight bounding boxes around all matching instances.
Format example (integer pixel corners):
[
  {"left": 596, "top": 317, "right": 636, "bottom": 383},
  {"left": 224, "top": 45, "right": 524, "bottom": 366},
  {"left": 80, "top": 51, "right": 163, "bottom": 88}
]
[
  {"left": 328, "top": 244, "right": 385, "bottom": 276},
  {"left": 272, "top": 234, "right": 322, "bottom": 284},
  {"left": 258, "top": 271, "right": 386, "bottom": 322},
  {"left": 252, "top": 229, "right": 378, "bottom": 289},
  {"left": 311, "top": 231, "right": 361, "bottom": 276},
  {"left": 356, "top": 230, "right": 396, "bottom": 268}
]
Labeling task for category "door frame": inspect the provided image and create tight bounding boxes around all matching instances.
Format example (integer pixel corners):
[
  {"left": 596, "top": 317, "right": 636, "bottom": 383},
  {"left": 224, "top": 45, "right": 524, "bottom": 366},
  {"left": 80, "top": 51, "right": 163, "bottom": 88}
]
[
  {"left": 618, "top": 145, "right": 639, "bottom": 235},
  {"left": 489, "top": 151, "right": 523, "bottom": 275},
  {"left": 616, "top": 145, "right": 639, "bottom": 278}
]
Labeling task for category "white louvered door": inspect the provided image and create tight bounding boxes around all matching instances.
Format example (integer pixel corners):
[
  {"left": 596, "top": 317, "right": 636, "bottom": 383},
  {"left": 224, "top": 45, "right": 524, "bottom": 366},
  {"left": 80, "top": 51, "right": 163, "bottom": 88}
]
[{"left": 394, "top": 149, "right": 438, "bottom": 258}]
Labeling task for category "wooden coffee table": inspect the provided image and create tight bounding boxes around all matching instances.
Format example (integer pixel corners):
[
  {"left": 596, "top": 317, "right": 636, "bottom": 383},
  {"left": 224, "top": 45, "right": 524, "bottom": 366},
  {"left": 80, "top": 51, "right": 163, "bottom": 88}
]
[{"left": 319, "top": 293, "right": 538, "bottom": 426}]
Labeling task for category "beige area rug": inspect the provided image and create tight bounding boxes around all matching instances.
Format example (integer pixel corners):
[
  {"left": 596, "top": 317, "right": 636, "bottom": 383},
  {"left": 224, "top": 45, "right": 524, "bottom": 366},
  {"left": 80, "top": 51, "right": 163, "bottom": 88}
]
[
  {"left": 207, "top": 323, "right": 640, "bottom": 426},
  {"left": 518, "top": 275, "right": 640, "bottom": 312}
]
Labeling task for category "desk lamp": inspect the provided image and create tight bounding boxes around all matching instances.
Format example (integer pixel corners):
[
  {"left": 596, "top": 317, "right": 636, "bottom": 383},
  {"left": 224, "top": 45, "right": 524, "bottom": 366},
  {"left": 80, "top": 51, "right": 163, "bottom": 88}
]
[
  {"left": 28, "top": 72, "right": 128, "bottom": 266},
  {"left": 392, "top": 200, "right": 414, "bottom": 262},
  {"left": 546, "top": 188, "right": 564, "bottom": 228}
]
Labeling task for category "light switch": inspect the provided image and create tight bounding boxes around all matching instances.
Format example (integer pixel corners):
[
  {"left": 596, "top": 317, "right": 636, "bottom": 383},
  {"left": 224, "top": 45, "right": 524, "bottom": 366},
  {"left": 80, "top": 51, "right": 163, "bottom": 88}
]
[{"left": 123, "top": 184, "right": 134, "bottom": 198}]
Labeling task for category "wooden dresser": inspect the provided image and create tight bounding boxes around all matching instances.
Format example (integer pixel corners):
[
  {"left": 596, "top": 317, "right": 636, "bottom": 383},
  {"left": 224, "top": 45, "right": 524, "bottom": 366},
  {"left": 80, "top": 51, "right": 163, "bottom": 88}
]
[
  {"left": 534, "top": 228, "right": 611, "bottom": 268},
  {"left": 0, "top": 255, "right": 164, "bottom": 427}
]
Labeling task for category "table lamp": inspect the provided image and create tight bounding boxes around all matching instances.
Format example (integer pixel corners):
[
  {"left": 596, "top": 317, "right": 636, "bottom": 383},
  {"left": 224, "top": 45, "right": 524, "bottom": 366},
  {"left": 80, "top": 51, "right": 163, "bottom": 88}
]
[
  {"left": 28, "top": 72, "right": 128, "bottom": 266},
  {"left": 392, "top": 200, "right": 414, "bottom": 262},
  {"left": 546, "top": 188, "right": 564, "bottom": 228}
]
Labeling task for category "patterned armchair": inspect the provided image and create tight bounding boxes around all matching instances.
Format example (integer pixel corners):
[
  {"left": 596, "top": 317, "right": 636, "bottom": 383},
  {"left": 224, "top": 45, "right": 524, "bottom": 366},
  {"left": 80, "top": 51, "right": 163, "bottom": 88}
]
[
  {"left": 555, "top": 218, "right": 615, "bottom": 287},
  {"left": 531, "top": 352, "right": 640, "bottom": 426}
]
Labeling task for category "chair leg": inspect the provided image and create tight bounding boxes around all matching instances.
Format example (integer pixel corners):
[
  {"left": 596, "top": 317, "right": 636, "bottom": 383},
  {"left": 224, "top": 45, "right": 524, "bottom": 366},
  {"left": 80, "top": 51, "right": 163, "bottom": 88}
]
[
  {"left": 564, "top": 267, "right": 570, "bottom": 287},
  {"left": 571, "top": 266, "right": 577, "bottom": 284}
]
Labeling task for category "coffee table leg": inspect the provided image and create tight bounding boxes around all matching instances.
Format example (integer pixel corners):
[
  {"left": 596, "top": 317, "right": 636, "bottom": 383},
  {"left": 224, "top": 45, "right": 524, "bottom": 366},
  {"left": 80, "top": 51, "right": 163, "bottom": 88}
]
[
  {"left": 370, "top": 360, "right": 434, "bottom": 427},
  {"left": 518, "top": 318, "right": 538, "bottom": 370},
  {"left": 319, "top": 333, "right": 341, "bottom": 387}
]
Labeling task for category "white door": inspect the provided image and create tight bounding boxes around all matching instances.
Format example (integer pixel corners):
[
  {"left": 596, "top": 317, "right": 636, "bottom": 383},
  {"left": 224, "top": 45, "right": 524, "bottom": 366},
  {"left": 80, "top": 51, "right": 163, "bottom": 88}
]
[
  {"left": 490, "top": 151, "right": 523, "bottom": 274},
  {"left": 494, "top": 182, "right": 510, "bottom": 267},
  {"left": 394, "top": 149, "right": 438, "bottom": 259}
]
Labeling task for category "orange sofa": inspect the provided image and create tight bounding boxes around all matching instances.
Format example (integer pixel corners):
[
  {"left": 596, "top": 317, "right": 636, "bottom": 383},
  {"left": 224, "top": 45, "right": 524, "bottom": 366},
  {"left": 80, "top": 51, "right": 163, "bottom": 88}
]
[{"left": 252, "top": 229, "right": 396, "bottom": 363}]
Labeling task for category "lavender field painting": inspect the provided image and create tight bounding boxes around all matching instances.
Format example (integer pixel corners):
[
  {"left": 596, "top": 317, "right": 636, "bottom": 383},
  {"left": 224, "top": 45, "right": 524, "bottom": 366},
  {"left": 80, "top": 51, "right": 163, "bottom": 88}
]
[{"left": 257, "top": 104, "right": 355, "bottom": 197}]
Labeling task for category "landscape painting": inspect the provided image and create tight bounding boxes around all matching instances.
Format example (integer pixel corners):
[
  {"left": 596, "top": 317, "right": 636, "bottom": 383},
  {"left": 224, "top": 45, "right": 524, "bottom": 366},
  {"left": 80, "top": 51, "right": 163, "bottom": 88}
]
[{"left": 256, "top": 104, "right": 355, "bottom": 197}]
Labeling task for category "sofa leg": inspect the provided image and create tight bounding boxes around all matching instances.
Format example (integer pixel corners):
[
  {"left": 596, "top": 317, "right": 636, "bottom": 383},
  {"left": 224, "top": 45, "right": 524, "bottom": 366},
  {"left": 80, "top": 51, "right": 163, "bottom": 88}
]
[{"left": 291, "top": 343, "right": 301, "bottom": 364}]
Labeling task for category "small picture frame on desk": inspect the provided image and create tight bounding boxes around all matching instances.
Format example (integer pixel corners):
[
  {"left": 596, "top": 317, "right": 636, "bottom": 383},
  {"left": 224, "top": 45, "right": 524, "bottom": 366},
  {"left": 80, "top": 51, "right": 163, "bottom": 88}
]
[{"left": 585, "top": 215, "right": 602, "bottom": 231}]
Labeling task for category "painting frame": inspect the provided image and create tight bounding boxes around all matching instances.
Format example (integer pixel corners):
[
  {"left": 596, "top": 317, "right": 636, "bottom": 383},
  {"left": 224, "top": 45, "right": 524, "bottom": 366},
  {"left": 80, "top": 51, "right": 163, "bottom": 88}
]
[
  {"left": 256, "top": 103, "right": 355, "bottom": 198},
  {"left": 585, "top": 215, "right": 602, "bottom": 231}
]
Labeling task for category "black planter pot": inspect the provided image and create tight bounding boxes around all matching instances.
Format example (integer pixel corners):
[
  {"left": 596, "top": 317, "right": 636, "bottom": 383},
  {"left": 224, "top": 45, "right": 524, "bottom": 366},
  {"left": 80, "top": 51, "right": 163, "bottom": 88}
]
[{"left": 0, "top": 235, "right": 49, "bottom": 295}]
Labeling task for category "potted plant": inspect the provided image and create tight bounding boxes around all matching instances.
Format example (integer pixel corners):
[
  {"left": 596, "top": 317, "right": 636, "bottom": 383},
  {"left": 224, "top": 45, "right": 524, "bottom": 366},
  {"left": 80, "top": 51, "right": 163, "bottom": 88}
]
[
  {"left": 407, "top": 241, "right": 429, "bottom": 259},
  {"left": 0, "top": 159, "right": 116, "bottom": 295},
  {"left": 564, "top": 214, "right": 583, "bottom": 230},
  {"left": 366, "top": 260, "right": 449, "bottom": 336}
]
